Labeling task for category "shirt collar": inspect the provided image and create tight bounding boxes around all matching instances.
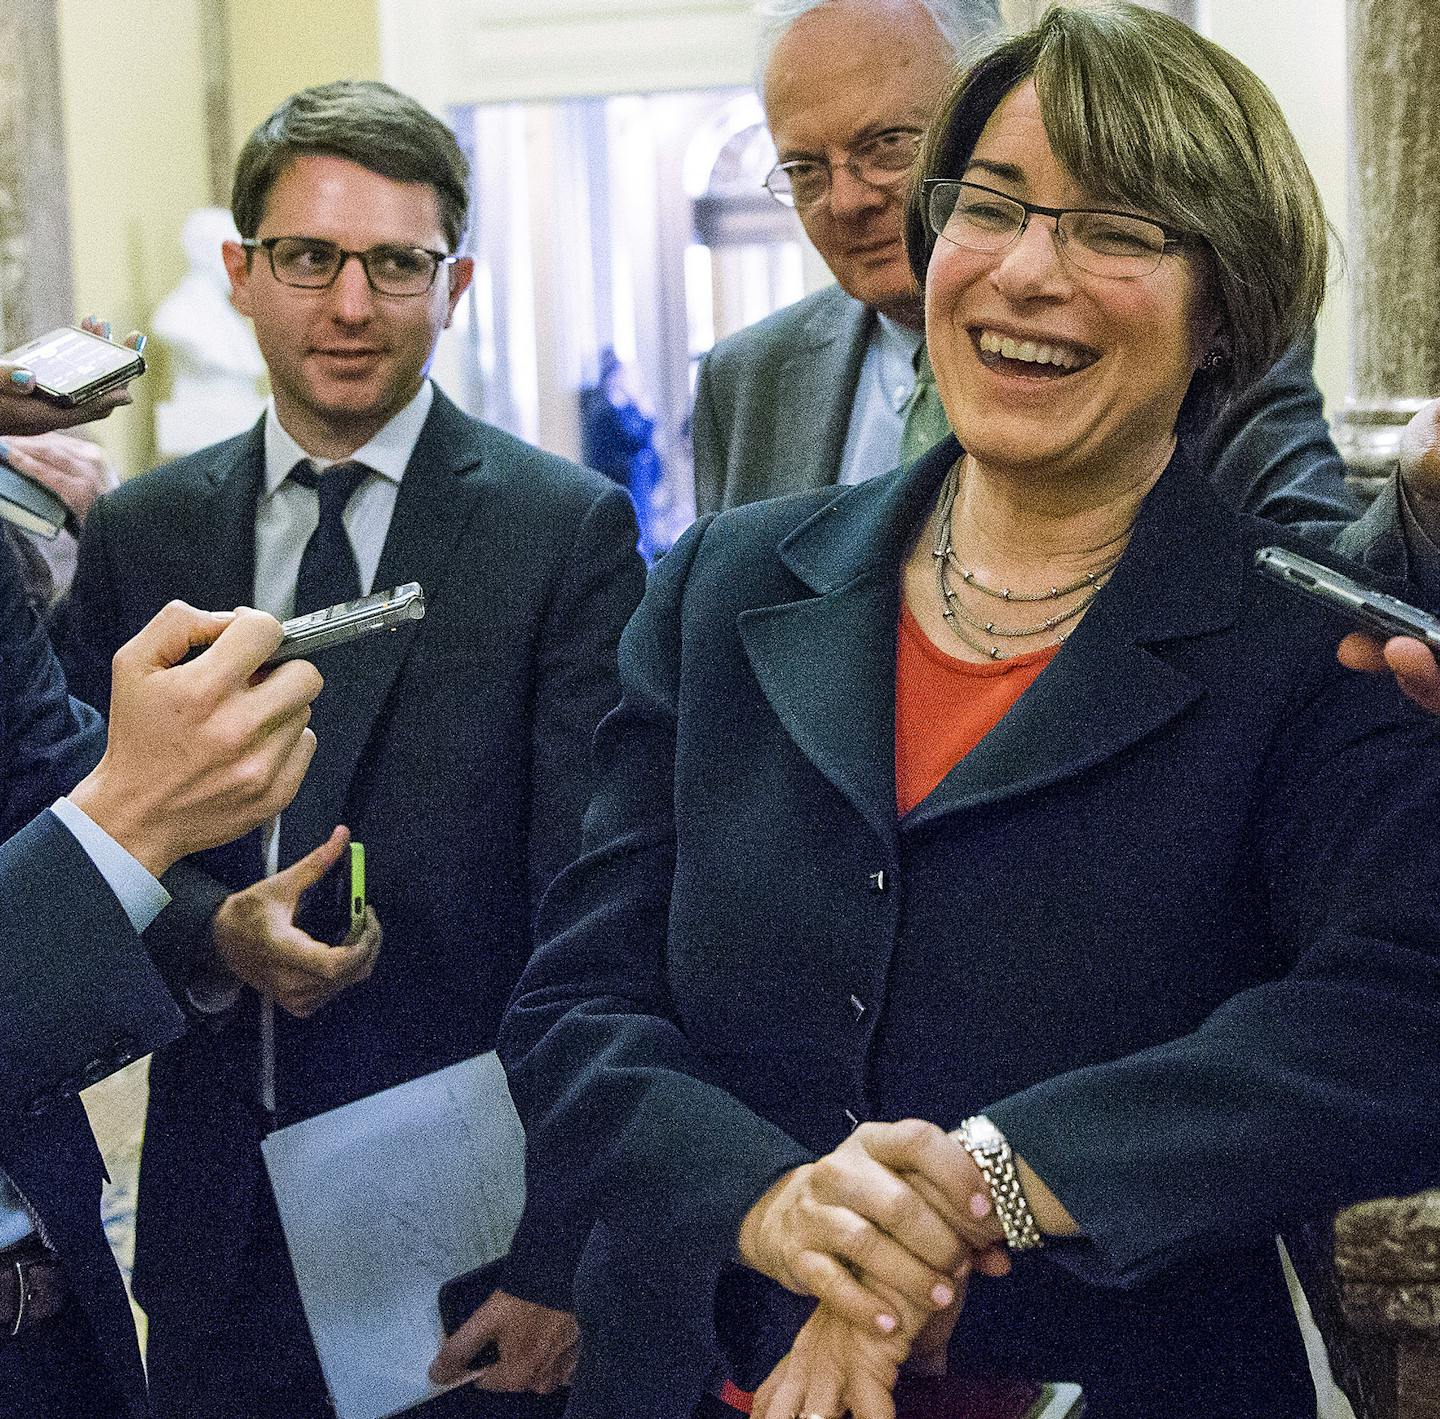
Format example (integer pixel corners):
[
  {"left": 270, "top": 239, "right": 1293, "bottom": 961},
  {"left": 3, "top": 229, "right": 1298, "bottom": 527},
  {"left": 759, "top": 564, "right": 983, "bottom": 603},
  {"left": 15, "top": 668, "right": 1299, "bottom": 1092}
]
[
  {"left": 872, "top": 313, "right": 926, "bottom": 413},
  {"left": 262, "top": 380, "right": 436, "bottom": 495},
  {"left": 874, "top": 311, "right": 924, "bottom": 367}
]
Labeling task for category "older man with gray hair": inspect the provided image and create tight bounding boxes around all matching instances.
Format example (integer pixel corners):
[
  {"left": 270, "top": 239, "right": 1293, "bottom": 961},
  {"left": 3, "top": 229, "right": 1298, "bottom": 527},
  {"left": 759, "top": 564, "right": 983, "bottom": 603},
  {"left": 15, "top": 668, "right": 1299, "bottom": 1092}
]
[{"left": 693, "top": 0, "right": 1357, "bottom": 537}]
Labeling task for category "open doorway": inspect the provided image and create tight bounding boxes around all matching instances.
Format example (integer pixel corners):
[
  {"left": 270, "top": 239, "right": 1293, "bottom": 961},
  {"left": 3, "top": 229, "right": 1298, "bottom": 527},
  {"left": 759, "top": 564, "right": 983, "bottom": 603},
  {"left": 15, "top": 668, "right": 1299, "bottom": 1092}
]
[{"left": 441, "top": 88, "right": 812, "bottom": 554}]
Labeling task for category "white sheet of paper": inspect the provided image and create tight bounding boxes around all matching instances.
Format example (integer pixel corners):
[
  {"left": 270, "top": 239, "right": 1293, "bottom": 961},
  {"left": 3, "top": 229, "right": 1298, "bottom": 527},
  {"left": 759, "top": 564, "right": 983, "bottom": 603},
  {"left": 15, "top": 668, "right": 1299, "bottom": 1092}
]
[
  {"left": 1033, "top": 1383, "right": 1085, "bottom": 1418},
  {"left": 261, "top": 1051, "right": 527, "bottom": 1419}
]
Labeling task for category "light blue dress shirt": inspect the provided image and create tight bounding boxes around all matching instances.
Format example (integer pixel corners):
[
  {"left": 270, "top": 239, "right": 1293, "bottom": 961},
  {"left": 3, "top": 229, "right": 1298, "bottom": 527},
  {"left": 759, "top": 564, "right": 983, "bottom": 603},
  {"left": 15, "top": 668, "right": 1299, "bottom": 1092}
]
[
  {"left": 836, "top": 314, "right": 924, "bottom": 487},
  {"left": 1, "top": 802, "right": 171, "bottom": 1248}
]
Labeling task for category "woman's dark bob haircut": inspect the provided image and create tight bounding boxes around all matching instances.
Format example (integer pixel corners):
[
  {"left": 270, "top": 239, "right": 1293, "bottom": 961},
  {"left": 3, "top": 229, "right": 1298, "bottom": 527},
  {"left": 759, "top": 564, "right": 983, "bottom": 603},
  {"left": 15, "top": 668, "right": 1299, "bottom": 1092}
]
[{"left": 903, "top": 1, "right": 1329, "bottom": 405}]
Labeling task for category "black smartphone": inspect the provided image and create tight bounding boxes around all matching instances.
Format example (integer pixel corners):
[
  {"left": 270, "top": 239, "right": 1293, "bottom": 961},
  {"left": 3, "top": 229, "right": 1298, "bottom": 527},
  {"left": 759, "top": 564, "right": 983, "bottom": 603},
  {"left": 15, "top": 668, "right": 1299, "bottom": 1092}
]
[
  {"left": 1254, "top": 546, "right": 1440, "bottom": 651},
  {"left": 0, "top": 460, "right": 68, "bottom": 539},
  {"left": 436, "top": 1256, "right": 506, "bottom": 1370},
  {"left": 263, "top": 582, "right": 425, "bottom": 668},
  {"left": 295, "top": 841, "right": 366, "bottom": 946},
  {"left": 2, "top": 326, "right": 146, "bottom": 407}
]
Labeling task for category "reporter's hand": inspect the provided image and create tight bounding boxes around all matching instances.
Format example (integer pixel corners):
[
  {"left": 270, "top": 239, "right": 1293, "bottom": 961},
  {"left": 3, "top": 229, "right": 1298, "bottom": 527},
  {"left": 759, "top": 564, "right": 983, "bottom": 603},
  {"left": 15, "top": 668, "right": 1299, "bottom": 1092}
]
[
  {"left": 69, "top": 601, "right": 320, "bottom": 874},
  {"left": 212, "top": 826, "right": 381, "bottom": 1017},
  {"left": 1332, "top": 394, "right": 1440, "bottom": 716},
  {"left": 0, "top": 430, "right": 117, "bottom": 525},
  {"left": 428, "top": 1290, "right": 578, "bottom": 1395},
  {"left": 736, "top": 1119, "right": 1000, "bottom": 1338},
  {"left": 1337, "top": 631, "right": 1440, "bottom": 714},
  {"left": 0, "top": 318, "right": 144, "bottom": 436}
]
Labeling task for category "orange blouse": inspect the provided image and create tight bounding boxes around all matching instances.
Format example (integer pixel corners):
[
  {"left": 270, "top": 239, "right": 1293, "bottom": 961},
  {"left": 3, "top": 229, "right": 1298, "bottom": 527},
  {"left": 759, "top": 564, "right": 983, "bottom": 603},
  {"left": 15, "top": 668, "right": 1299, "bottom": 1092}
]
[{"left": 895, "top": 601, "right": 1058, "bottom": 816}]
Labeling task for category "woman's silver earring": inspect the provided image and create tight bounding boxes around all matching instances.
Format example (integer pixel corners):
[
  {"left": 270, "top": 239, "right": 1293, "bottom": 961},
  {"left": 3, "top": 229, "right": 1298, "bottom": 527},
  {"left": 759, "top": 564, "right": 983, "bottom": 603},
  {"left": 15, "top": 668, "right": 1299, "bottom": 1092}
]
[{"left": 1200, "top": 346, "right": 1229, "bottom": 372}]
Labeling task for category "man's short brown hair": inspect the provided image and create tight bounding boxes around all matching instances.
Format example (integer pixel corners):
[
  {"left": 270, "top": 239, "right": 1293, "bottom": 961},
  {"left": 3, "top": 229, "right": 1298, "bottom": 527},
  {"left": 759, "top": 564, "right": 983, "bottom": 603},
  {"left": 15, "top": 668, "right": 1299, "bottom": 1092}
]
[{"left": 232, "top": 80, "right": 470, "bottom": 252}]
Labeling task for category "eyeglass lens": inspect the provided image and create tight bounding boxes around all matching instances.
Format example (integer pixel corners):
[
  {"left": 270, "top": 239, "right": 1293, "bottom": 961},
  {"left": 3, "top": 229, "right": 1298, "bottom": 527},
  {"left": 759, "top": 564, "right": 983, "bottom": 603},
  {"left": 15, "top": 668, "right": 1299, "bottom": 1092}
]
[
  {"left": 767, "top": 130, "right": 922, "bottom": 208},
  {"left": 927, "top": 182, "right": 1170, "bottom": 278},
  {"left": 267, "top": 238, "right": 441, "bottom": 294}
]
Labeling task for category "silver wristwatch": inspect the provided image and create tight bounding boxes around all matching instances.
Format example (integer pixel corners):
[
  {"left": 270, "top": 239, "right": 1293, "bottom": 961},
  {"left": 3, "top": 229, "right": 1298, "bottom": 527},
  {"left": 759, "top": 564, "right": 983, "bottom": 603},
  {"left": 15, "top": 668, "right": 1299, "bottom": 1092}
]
[{"left": 954, "top": 1114, "right": 1044, "bottom": 1252}]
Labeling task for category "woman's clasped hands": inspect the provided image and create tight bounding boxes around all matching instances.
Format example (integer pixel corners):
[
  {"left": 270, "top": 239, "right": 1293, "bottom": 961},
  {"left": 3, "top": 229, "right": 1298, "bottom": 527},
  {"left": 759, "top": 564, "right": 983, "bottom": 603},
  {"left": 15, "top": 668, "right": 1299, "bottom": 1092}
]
[{"left": 737, "top": 1119, "right": 1012, "bottom": 1419}]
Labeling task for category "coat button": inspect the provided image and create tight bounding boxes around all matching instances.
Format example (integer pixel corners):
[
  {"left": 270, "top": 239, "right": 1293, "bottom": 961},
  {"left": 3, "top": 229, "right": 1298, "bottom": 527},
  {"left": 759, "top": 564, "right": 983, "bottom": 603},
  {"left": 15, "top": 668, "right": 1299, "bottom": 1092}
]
[
  {"left": 868, "top": 870, "right": 886, "bottom": 892},
  {"left": 844, "top": 1109, "right": 861, "bottom": 1132},
  {"left": 849, "top": 994, "right": 867, "bottom": 1022}
]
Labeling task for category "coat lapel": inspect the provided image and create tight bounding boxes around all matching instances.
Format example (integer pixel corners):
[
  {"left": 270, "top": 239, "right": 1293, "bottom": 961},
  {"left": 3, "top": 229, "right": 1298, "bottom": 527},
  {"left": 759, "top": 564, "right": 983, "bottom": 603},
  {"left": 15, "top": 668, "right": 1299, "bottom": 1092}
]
[
  {"left": 739, "top": 438, "right": 1246, "bottom": 839},
  {"left": 278, "top": 392, "right": 487, "bottom": 862},
  {"left": 779, "top": 291, "right": 872, "bottom": 495},
  {"left": 903, "top": 449, "right": 1244, "bottom": 830},
  {"left": 191, "top": 422, "right": 264, "bottom": 615},
  {"left": 739, "top": 442, "right": 953, "bottom": 841}
]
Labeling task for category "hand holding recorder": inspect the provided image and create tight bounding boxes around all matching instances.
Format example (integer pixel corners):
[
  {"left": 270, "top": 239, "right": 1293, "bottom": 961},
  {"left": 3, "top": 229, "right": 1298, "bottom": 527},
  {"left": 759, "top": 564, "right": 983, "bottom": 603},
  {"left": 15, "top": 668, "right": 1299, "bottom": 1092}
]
[
  {"left": 68, "top": 602, "right": 321, "bottom": 876},
  {"left": 1355, "top": 395, "right": 1440, "bottom": 712},
  {"left": 1255, "top": 545, "right": 1440, "bottom": 716},
  {"left": 0, "top": 317, "right": 146, "bottom": 436}
]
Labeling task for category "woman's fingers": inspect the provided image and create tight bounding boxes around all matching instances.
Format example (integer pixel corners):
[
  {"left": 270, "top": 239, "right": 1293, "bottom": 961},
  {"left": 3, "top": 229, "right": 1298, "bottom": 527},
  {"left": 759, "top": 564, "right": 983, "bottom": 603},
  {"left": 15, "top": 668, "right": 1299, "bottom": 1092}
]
[
  {"left": 856, "top": 1120, "right": 1008, "bottom": 1251},
  {"left": 753, "top": 1349, "right": 801, "bottom": 1419},
  {"left": 755, "top": 1308, "right": 904, "bottom": 1419},
  {"left": 741, "top": 1162, "right": 955, "bottom": 1325},
  {"left": 790, "top": 1246, "right": 912, "bottom": 1335},
  {"left": 795, "top": 1361, "right": 846, "bottom": 1419},
  {"left": 740, "top": 1120, "right": 1010, "bottom": 1342},
  {"left": 811, "top": 1140, "right": 969, "bottom": 1274},
  {"left": 797, "top": 1190, "right": 961, "bottom": 1318}
]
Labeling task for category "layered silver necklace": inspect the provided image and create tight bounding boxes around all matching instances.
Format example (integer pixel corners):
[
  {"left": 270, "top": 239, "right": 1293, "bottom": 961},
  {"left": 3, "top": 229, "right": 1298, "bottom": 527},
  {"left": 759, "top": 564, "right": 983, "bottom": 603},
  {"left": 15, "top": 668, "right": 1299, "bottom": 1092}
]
[{"left": 930, "top": 463, "right": 1123, "bottom": 661}]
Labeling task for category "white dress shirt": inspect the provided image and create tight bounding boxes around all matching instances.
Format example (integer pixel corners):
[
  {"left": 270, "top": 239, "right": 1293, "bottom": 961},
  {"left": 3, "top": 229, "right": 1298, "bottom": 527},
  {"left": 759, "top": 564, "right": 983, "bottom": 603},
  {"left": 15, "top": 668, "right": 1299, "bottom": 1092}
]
[
  {"left": 253, "top": 380, "right": 434, "bottom": 619},
  {"left": 208, "top": 383, "right": 436, "bottom": 1104},
  {"left": 836, "top": 313, "right": 925, "bottom": 487}
]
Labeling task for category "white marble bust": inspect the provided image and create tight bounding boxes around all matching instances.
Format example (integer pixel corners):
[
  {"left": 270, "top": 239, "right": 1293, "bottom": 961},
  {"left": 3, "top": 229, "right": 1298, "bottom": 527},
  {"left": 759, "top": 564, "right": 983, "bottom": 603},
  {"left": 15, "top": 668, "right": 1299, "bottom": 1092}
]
[{"left": 152, "top": 207, "right": 266, "bottom": 458}]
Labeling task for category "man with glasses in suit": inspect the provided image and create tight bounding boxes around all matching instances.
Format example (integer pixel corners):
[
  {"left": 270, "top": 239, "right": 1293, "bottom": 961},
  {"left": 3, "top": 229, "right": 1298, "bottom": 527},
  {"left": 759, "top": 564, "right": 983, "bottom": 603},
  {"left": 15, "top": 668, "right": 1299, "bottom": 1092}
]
[{"left": 61, "top": 81, "right": 644, "bottom": 1419}]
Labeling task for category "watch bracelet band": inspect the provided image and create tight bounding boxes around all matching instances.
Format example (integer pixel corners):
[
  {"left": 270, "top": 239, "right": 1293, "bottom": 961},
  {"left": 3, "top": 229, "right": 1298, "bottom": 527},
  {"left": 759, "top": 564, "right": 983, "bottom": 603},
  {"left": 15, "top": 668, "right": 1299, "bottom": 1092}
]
[{"left": 955, "top": 1114, "right": 1044, "bottom": 1252}]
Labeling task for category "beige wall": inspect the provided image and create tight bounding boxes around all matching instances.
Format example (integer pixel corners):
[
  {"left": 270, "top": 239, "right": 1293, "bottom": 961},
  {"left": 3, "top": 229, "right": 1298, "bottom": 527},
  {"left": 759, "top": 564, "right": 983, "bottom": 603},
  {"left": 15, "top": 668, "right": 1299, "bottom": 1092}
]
[
  {"left": 55, "top": 0, "right": 381, "bottom": 478},
  {"left": 227, "top": 0, "right": 380, "bottom": 156},
  {"left": 56, "top": 0, "right": 214, "bottom": 477}
]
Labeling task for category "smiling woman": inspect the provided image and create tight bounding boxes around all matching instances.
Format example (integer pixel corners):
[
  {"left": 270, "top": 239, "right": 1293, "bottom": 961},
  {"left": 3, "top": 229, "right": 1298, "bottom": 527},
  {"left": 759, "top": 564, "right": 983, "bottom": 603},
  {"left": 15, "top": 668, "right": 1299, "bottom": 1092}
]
[{"left": 497, "top": 5, "right": 1440, "bottom": 1419}]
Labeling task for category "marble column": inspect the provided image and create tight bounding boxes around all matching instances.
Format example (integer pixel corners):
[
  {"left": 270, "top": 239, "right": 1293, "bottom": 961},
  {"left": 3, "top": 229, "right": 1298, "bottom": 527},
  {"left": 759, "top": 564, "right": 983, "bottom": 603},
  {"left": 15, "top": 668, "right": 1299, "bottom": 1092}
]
[
  {"left": 0, "top": 1, "right": 74, "bottom": 346},
  {"left": 1336, "top": 0, "right": 1440, "bottom": 488},
  {"left": 199, "top": 0, "right": 236, "bottom": 208}
]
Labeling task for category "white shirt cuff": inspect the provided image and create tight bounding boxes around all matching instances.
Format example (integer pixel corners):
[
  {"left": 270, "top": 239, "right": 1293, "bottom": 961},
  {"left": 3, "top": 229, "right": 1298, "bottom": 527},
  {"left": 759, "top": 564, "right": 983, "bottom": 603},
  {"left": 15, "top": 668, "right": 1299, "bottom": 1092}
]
[{"left": 50, "top": 795, "right": 171, "bottom": 934}]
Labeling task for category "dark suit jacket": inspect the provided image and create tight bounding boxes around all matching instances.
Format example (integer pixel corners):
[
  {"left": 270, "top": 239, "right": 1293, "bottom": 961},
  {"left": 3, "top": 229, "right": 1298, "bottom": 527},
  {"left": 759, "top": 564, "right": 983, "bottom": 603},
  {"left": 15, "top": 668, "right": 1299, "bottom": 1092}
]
[
  {"left": 693, "top": 285, "right": 1359, "bottom": 537},
  {"left": 1, "top": 535, "right": 185, "bottom": 1419},
  {"left": 1333, "top": 473, "right": 1440, "bottom": 610},
  {"left": 501, "top": 439, "right": 1440, "bottom": 1419},
  {"left": 61, "top": 389, "right": 646, "bottom": 1406}
]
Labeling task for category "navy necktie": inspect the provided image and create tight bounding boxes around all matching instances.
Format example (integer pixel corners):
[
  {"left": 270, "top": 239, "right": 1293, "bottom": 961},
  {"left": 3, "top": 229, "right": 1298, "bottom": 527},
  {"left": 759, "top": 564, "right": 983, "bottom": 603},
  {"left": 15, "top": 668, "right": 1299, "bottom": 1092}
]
[
  {"left": 276, "top": 459, "right": 370, "bottom": 874},
  {"left": 290, "top": 460, "right": 370, "bottom": 616}
]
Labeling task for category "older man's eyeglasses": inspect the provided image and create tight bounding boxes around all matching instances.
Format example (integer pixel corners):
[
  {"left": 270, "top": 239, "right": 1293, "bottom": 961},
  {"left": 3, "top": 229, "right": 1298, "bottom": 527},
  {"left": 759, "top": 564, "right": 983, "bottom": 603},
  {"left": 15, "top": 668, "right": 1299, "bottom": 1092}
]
[
  {"left": 925, "top": 180, "right": 1193, "bottom": 280},
  {"left": 241, "top": 237, "right": 457, "bottom": 296},
  {"left": 764, "top": 128, "right": 924, "bottom": 210}
]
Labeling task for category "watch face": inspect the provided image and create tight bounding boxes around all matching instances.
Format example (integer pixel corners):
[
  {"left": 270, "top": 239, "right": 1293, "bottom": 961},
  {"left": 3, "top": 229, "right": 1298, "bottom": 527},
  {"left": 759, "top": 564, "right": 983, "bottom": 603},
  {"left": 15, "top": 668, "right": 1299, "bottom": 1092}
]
[{"left": 967, "top": 1115, "right": 1004, "bottom": 1152}]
